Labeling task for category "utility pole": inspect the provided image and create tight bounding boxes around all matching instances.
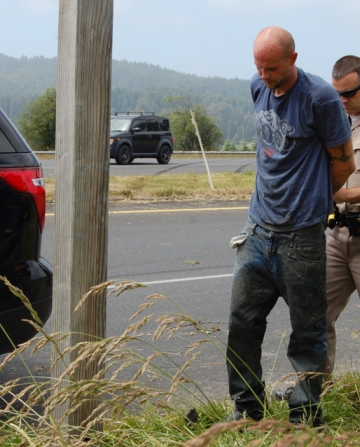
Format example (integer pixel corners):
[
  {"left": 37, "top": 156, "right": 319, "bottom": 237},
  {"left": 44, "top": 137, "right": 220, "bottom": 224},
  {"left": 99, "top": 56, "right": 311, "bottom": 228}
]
[{"left": 53, "top": 0, "right": 113, "bottom": 430}]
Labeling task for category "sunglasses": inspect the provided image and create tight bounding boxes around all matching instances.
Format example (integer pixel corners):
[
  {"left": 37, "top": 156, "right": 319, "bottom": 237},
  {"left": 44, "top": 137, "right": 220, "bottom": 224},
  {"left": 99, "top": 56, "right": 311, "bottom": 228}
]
[{"left": 338, "top": 84, "right": 360, "bottom": 99}]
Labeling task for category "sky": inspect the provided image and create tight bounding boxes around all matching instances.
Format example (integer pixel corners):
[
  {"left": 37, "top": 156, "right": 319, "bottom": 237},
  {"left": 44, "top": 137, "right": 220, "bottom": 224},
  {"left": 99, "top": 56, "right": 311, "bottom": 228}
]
[{"left": 0, "top": 0, "right": 359, "bottom": 83}]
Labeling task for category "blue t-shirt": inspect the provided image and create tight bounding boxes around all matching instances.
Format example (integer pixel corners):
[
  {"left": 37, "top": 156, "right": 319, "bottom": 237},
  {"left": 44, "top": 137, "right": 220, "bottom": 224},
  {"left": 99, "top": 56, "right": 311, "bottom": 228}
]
[{"left": 249, "top": 68, "right": 351, "bottom": 231}]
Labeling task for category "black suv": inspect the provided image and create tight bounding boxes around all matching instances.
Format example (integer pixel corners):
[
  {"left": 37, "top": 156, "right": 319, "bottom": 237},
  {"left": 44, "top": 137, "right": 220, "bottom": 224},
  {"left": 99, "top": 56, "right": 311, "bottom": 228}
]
[
  {"left": 0, "top": 108, "right": 52, "bottom": 354},
  {"left": 110, "top": 112, "right": 174, "bottom": 165}
]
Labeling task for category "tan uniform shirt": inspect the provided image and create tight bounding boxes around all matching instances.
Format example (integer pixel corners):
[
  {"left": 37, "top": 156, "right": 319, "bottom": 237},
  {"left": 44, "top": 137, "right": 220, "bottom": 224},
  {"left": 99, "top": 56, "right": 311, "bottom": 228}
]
[{"left": 338, "top": 116, "right": 360, "bottom": 214}]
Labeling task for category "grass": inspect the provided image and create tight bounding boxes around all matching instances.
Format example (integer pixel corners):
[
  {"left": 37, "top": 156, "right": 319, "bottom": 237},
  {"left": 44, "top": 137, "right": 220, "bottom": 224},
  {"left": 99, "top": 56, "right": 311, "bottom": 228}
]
[
  {"left": 39, "top": 151, "right": 256, "bottom": 202},
  {"left": 0, "top": 278, "right": 360, "bottom": 446},
  {"left": 44, "top": 171, "right": 256, "bottom": 203}
]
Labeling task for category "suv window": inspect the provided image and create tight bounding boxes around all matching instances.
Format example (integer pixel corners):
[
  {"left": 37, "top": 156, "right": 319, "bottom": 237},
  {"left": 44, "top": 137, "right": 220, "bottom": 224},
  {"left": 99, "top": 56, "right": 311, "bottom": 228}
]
[
  {"left": 110, "top": 118, "right": 131, "bottom": 132},
  {"left": 0, "top": 129, "right": 15, "bottom": 153},
  {"left": 132, "top": 119, "right": 147, "bottom": 131},
  {"left": 147, "top": 119, "right": 160, "bottom": 131},
  {"left": 160, "top": 120, "right": 170, "bottom": 131}
]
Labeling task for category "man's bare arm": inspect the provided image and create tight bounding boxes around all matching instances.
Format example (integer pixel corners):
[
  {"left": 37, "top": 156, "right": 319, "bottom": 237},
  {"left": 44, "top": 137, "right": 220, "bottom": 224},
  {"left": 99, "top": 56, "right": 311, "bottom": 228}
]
[{"left": 326, "top": 138, "right": 355, "bottom": 193}]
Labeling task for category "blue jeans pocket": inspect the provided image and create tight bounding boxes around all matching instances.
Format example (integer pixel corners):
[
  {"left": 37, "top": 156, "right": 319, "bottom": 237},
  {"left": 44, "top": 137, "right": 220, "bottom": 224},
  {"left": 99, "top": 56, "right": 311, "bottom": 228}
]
[{"left": 287, "top": 235, "right": 325, "bottom": 263}]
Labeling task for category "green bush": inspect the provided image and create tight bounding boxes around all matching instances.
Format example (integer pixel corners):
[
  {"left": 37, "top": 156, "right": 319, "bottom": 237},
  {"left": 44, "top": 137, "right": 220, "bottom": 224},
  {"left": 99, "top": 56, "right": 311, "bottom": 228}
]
[{"left": 18, "top": 88, "right": 56, "bottom": 151}]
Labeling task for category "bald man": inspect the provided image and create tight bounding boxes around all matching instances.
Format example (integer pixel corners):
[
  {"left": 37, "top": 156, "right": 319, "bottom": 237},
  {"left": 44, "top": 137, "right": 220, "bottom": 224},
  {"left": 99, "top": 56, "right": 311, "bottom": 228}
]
[{"left": 226, "top": 27, "right": 354, "bottom": 427}]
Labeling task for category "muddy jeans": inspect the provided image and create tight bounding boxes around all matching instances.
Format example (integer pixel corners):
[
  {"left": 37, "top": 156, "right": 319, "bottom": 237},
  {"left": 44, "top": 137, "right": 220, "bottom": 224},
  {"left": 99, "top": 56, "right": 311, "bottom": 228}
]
[{"left": 227, "top": 217, "right": 327, "bottom": 421}]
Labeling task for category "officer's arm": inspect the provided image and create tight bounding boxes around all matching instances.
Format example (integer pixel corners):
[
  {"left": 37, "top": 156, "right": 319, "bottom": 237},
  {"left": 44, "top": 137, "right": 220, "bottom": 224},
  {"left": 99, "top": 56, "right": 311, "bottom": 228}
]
[
  {"left": 326, "top": 138, "right": 355, "bottom": 194},
  {"left": 333, "top": 186, "right": 360, "bottom": 203}
]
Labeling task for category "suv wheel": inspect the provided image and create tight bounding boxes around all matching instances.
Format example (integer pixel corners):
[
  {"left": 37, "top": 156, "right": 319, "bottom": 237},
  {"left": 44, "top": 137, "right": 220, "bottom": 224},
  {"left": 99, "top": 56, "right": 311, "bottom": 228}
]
[
  {"left": 157, "top": 145, "right": 171, "bottom": 164},
  {"left": 116, "top": 145, "right": 132, "bottom": 165}
]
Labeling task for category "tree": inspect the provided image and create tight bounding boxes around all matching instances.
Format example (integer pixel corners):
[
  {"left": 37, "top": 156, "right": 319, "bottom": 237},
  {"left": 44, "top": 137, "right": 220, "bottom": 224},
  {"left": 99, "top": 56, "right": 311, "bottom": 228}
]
[
  {"left": 222, "top": 140, "right": 238, "bottom": 151},
  {"left": 166, "top": 97, "right": 223, "bottom": 151},
  {"left": 18, "top": 88, "right": 56, "bottom": 151}
]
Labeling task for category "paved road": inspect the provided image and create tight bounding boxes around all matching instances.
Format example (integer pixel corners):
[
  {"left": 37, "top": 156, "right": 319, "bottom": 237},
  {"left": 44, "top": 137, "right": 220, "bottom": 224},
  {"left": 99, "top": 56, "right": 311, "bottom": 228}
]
[
  {"left": 40, "top": 156, "right": 257, "bottom": 178},
  {"left": 1, "top": 202, "right": 359, "bottom": 405}
]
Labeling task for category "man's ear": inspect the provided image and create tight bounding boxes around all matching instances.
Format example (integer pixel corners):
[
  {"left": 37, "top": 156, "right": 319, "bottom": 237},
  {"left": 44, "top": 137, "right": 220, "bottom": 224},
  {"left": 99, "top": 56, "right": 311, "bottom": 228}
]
[{"left": 290, "top": 52, "right": 298, "bottom": 66}]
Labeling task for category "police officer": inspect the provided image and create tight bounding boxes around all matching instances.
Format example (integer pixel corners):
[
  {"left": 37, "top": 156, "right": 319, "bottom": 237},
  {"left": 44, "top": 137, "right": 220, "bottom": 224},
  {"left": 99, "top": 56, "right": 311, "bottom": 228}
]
[{"left": 326, "top": 56, "right": 360, "bottom": 375}]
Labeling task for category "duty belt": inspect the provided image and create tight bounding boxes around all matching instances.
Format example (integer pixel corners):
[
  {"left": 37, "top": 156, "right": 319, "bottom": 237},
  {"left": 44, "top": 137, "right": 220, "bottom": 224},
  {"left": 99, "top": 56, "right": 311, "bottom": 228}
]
[{"left": 339, "top": 213, "right": 360, "bottom": 237}]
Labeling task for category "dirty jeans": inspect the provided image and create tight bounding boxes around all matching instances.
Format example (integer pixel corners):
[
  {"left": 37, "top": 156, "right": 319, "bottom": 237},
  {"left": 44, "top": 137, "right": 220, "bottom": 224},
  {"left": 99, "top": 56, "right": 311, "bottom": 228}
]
[{"left": 227, "top": 217, "right": 327, "bottom": 421}]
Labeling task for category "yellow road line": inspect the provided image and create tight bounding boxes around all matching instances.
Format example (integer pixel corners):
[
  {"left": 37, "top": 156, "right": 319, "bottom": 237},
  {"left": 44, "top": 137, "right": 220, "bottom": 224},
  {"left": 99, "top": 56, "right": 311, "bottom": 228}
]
[{"left": 45, "top": 206, "right": 249, "bottom": 217}]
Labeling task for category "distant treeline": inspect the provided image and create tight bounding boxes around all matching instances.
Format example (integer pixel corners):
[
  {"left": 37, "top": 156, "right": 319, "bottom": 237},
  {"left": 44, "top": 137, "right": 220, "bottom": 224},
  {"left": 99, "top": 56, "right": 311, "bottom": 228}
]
[{"left": 0, "top": 53, "right": 255, "bottom": 143}]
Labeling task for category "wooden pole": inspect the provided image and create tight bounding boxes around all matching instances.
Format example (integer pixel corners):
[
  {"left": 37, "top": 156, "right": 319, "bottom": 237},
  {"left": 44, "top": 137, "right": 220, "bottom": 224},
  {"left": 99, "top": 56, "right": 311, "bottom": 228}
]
[{"left": 53, "top": 0, "right": 113, "bottom": 429}]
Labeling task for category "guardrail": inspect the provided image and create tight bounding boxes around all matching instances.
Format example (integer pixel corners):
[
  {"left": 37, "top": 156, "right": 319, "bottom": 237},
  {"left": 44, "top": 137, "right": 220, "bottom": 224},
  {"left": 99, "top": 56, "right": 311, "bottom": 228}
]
[
  {"left": 35, "top": 151, "right": 56, "bottom": 154},
  {"left": 174, "top": 151, "right": 256, "bottom": 155},
  {"left": 34, "top": 151, "right": 256, "bottom": 155}
]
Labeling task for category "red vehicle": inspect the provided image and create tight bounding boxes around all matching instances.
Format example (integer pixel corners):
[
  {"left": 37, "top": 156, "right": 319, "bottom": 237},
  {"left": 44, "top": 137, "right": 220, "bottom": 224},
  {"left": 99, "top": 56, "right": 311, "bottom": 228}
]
[{"left": 0, "top": 108, "right": 52, "bottom": 354}]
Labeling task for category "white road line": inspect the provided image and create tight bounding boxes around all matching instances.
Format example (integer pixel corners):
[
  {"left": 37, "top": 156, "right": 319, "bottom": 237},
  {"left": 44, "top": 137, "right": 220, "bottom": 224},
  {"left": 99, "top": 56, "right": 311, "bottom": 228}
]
[{"left": 107, "top": 273, "right": 233, "bottom": 288}]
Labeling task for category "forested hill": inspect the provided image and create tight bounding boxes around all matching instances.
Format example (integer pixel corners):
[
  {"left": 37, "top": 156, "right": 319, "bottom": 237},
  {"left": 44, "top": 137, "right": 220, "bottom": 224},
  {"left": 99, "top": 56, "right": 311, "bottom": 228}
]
[
  {"left": 0, "top": 53, "right": 255, "bottom": 143},
  {"left": 112, "top": 59, "right": 251, "bottom": 97}
]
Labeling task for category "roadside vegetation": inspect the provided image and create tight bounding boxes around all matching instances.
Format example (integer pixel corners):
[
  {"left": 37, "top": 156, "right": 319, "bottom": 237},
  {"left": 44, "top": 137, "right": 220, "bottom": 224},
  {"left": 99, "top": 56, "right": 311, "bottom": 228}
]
[
  {"left": 15, "top": 85, "right": 255, "bottom": 153},
  {"left": 0, "top": 279, "right": 360, "bottom": 446},
  {"left": 165, "top": 97, "right": 224, "bottom": 151},
  {"left": 44, "top": 171, "right": 256, "bottom": 203},
  {"left": 17, "top": 88, "right": 56, "bottom": 151}
]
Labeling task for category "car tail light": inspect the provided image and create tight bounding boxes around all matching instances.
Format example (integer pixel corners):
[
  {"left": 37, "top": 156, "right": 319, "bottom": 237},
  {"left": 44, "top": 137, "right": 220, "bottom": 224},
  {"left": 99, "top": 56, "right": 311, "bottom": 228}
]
[{"left": 0, "top": 166, "right": 46, "bottom": 232}]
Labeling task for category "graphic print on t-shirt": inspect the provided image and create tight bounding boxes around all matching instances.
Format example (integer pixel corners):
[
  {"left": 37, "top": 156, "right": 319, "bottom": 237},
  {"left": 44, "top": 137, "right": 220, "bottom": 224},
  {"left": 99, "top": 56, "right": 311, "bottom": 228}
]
[{"left": 255, "top": 109, "right": 295, "bottom": 154}]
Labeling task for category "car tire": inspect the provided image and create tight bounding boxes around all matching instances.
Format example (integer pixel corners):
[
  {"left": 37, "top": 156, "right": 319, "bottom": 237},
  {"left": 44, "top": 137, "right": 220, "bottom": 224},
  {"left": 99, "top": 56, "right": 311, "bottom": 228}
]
[
  {"left": 115, "top": 145, "right": 132, "bottom": 165},
  {"left": 157, "top": 145, "right": 171, "bottom": 164}
]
